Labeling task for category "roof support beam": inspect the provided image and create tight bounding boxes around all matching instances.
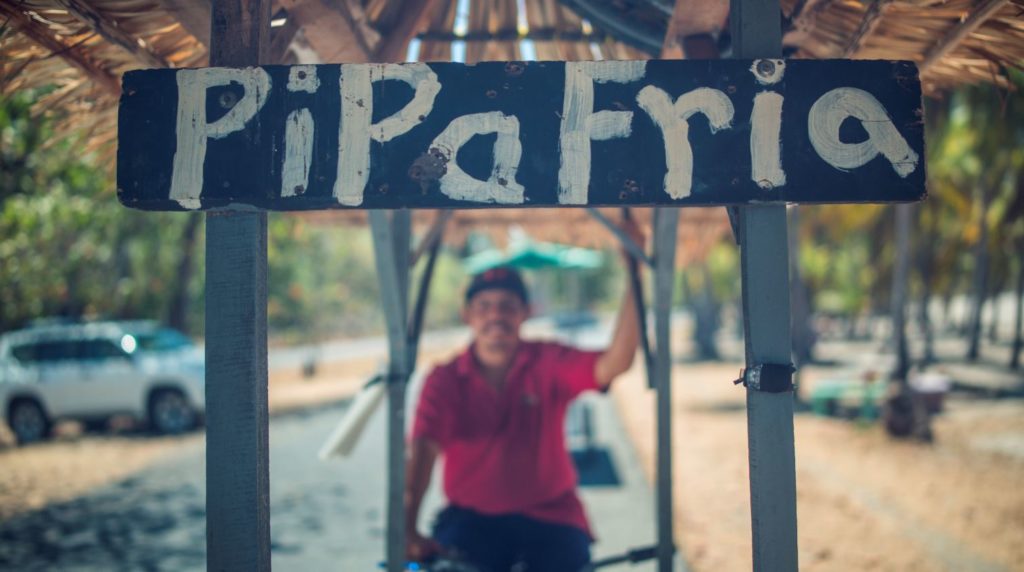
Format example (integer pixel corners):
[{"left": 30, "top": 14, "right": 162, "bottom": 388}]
[
  {"left": 661, "top": 0, "right": 729, "bottom": 59},
  {"left": 278, "top": 0, "right": 371, "bottom": 63},
  {"left": 331, "top": 0, "right": 378, "bottom": 60},
  {"left": 0, "top": 3, "right": 121, "bottom": 97},
  {"left": 156, "top": 0, "right": 211, "bottom": 49},
  {"left": 269, "top": 14, "right": 301, "bottom": 64},
  {"left": 843, "top": 0, "right": 891, "bottom": 57},
  {"left": 921, "top": 0, "right": 1010, "bottom": 73},
  {"left": 417, "top": 28, "right": 605, "bottom": 42},
  {"left": 374, "top": 0, "right": 444, "bottom": 62},
  {"left": 55, "top": 0, "right": 170, "bottom": 68},
  {"left": 559, "top": 0, "right": 665, "bottom": 56},
  {"left": 782, "top": 0, "right": 832, "bottom": 47}
]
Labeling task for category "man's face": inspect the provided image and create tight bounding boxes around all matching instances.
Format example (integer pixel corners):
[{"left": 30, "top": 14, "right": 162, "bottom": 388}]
[{"left": 462, "top": 289, "right": 529, "bottom": 355}]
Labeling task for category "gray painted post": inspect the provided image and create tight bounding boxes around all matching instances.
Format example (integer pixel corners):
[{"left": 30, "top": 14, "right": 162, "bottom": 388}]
[
  {"left": 369, "top": 211, "right": 412, "bottom": 572},
  {"left": 731, "top": 1, "right": 799, "bottom": 570},
  {"left": 653, "top": 208, "right": 679, "bottom": 572},
  {"left": 204, "top": 1, "right": 271, "bottom": 571}
]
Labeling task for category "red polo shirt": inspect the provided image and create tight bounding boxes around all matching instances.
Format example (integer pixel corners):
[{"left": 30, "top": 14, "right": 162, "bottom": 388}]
[{"left": 412, "top": 340, "right": 602, "bottom": 538}]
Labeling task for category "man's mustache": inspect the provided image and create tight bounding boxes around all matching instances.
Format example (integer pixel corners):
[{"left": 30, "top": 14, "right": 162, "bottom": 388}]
[{"left": 483, "top": 320, "right": 514, "bottom": 334}]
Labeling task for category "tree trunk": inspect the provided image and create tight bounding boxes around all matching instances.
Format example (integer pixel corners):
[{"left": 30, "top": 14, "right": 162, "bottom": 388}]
[
  {"left": 988, "top": 272, "right": 1008, "bottom": 343},
  {"left": 917, "top": 281, "right": 936, "bottom": 365},
  {"left": 166, "top": 213, "right": 202, "bottom": 332},
  {"left": 788, "top": 206, "right": 814, "bottom": 365},
  {"left": 942, "top": 266, "right": 967, "bottom": 334},
  {"left": 1012, "top": 240, "right": 1024, "bottom": 370},
  {"left": 891, "top": 204, "right": 912, "bottom": 383},
  {"left": 916, "top": 206, "right": 938, "bottom": 365},
  {"left": 693, "top": 265, "right": 720, "bottom": 360},
  {"left": 967, "top": 192, "right": 991, "bottom": 362},
  {"left": 885, "top": 204, "right": 932, "bottom": 440}
]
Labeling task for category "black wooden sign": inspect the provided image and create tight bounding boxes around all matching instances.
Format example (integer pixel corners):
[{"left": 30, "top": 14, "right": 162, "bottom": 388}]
[{"left": 117, "top": 59, "right": 924, "bottom": 211}]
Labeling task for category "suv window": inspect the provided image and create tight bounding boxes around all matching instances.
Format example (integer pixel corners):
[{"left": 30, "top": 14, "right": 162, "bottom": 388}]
[
  {"left": 79, "top": 339, "right": 129, "bottom": 361},
  {"left": 133, "top": 329, "right": 193, "bottom": 352},
  {"left": 11, "top": 341, "right": 78, "bottom": 364}
]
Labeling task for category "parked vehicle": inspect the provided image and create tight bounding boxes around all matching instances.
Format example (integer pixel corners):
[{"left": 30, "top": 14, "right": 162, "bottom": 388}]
[{"left": 0, "top": 320, "right": 205, "bottom": 445}]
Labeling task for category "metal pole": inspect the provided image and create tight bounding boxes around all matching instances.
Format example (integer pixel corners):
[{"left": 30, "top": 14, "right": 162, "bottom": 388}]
[
  {"left": 731, "top": 1, "right": 799, "bottom": 570},
  {"left": 891, "top": 204, "right": 912, "bottom": 383},
  {"left": 205, "top": 1, "right": 271, "bottom": 571},
  {"left": 408, "top": 214, "right": 448, "bottom": 362},
  {"left": 622, "top": 210, "right": 655, "bottom": 387},
  {"left": 585, "top": 207, "right": 654, "bottom": 267},
  {"left": 653, "top": 207, "right": 679, "bottom": 572},
  {"left": 369, "top": 211, "right": 412, "bottom": 572}
]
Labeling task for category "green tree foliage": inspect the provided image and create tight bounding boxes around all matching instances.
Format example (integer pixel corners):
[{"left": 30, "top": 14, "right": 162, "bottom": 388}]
[
  {"left": 0, "top": 91, "right": 199, "bottom": 331},
  {"left": 0, "top": 90, "right": 472, "bottom": 340},
  {"left": 265, "top": 217, "right": 448, "bottom": 342},
  {"left": 934, "top": 74, "right": 1024, "bottom": 360},
  {"left": 684, "top": 75, "right": 1023, "bottom": 361}
]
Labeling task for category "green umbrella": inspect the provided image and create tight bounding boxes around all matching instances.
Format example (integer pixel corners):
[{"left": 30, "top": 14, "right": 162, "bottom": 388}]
[{"left": 463, "top": 240, "right": 603, "bottom": 274}]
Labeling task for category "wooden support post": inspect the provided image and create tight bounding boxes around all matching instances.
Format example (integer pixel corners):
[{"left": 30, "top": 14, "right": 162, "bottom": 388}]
[
  {"left": 369, "top": 211, "right": 412, "bottom": 572},
  {"left": 204, "top": 3, "right": 271, "bottom": 572},
  {"left": 731, "top": 1, "right": 799, "bottom": 571},
  {"left": 653, "top": 208, "right": 679, "bottom": 572}
]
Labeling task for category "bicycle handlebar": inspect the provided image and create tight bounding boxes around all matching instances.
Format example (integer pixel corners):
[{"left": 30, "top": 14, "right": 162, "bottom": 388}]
[{"left": 381, "top": 542, "right": 664, "bottom": 571}]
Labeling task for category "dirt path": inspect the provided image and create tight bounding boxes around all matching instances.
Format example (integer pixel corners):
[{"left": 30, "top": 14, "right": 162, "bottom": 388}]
[
  {"left": 0, "top": 370, "right": 367, "bottom": 521},
  {"left": 0, "top": 345, "right": 459, "bottom": 522},
  {"left": 611, "top": 361, "right": 1024, "bottom": 572}
]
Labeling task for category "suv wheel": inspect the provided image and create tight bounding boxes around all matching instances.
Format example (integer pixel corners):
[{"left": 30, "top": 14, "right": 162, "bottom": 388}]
[
  {"left": 9, "top": 399, "right": 50, "bottom": 445},
  {"left": 148, "top": 390, "right": 196, "bottom": 435}
]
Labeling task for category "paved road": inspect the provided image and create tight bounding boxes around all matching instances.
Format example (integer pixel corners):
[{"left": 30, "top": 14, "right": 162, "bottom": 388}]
[
  {"left": 267, "top": 327, "right": 471, "bottom": 372},
  {"left": 0, "top": 324, "right": 662, "bottom": 571}
]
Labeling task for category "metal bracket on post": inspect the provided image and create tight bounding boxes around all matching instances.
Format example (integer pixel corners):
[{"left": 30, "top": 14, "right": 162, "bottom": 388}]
[{"left": 734, "top": 363, "right": 796, "bottom": 393}]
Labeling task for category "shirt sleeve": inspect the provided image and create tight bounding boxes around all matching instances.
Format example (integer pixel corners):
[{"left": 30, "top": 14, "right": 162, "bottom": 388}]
[
  {"left": 549, "top": 343, "right": 603, "bottom": 401},
  {"left": 411, "top": 369, "right": 454, "bottom": 447}
]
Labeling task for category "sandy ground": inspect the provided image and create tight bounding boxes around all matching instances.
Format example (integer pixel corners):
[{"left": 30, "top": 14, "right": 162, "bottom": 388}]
[
  {"left": 0, "top": 357, "right": 377, "bottom": 521},
  {"left": 611, "top": 359, "right": 1024, "bottom": 572},
  {"left": 2, "top": 335, "right": 1022, "bottom": 572}
]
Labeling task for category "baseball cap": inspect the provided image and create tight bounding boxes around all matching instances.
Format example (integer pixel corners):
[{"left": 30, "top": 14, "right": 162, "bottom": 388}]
[{"left": 465, "top": 266, "right": 529, "bottom": 305}]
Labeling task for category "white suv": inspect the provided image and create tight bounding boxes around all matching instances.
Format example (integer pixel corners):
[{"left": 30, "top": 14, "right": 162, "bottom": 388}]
[{"left": 0, "top": 320, "right": 205, "bottom": 445}]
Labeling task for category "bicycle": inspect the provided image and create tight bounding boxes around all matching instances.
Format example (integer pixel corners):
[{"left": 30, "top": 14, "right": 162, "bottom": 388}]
[{"left": 382, "top": 543, "right": 661, "bottom": 571}]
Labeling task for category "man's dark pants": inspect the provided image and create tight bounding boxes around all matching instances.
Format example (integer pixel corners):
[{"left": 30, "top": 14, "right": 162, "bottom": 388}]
[{"left": 433, "top": 505, "right": 591, "bottom": 572}]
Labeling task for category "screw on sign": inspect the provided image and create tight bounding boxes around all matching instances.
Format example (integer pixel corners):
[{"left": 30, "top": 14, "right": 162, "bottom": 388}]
[{"left": 117, "top": 59, "right": 925, "bottom": 212}]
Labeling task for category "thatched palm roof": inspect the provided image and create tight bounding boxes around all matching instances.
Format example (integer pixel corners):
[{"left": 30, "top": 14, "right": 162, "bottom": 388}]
[
  {"left": 1, "top": 0, "right": 1021, "bottom": 256},
  {"left": 780, "top": 0, "right": 1024, "bottom": 94}
]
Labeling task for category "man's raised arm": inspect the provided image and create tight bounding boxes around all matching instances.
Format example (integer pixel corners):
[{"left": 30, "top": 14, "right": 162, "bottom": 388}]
[{"left": 594, "top": 219, "right": 645, "bottom": 388}]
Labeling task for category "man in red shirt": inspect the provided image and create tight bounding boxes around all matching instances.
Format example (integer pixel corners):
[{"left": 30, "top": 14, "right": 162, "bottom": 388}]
[{"left": 406, "top": 225, "right": 642, "bottom": 571}]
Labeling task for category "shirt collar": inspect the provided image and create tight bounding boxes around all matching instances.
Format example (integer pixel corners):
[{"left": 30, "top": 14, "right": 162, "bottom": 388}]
[{"left": 456, "top": 340, "right": 536, "bottom": 380}]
